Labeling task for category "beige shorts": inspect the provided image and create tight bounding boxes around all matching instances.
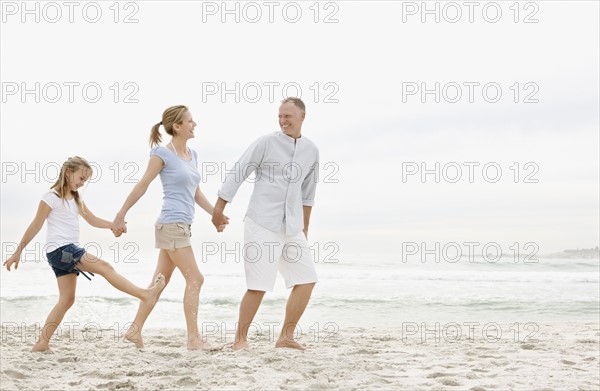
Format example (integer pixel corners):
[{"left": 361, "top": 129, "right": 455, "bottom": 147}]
[{"left": 155, "top": 222, "right": 192, "bottom": 250}]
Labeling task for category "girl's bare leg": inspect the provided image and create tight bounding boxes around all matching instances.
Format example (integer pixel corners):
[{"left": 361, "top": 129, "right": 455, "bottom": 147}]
[
  {"left": 77, "top": 253, "right": 164, "bottom": 300},
  {"left": 32, "top": 274, "right": 77, "bottom": 352},
  {"left": 124, "top": 250, "right": 175, "bottom": 348}
]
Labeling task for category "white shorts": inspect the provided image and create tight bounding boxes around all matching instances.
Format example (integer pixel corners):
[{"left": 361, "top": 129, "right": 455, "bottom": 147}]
[{"left": 243, "top": 216, "right": 318, "bottom": 291}]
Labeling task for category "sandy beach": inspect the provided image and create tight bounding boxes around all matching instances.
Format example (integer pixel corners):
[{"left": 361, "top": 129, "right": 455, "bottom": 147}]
[{"left": 1, "top": 322, "right": 598, "bottom": 390}]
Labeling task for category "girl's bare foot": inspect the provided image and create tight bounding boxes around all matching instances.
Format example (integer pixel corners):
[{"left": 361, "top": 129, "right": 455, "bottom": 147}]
[
  {"left": 124, "top": 325, "right": 144, "bottom": 349},
  {"left": 143, "top": 273, "right": 166, "bottom": 303},
  {"left": 125, "top": 274, "right": 166, "bottom": 349}
]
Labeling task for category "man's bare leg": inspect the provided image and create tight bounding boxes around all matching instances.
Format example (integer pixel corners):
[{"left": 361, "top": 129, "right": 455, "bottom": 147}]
[
  {"left": 233, "top": 289, "right": 266, "bottom": 350},
  {"left": 276, "top": 282, "right": 316, "bottom": 350}
]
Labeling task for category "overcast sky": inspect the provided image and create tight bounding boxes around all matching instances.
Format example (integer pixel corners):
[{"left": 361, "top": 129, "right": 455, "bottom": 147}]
[{"left": 1, "top": 1, "right": 598, "bottom": 261}]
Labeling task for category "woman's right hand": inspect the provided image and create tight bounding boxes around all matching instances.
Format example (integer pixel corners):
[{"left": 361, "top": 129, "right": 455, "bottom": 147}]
[
  {"left": 3, "top": 253, "right": 21, "bottom": 271},
  {"left": 212, "top": 209, "right": 229, "bottom": 232}
]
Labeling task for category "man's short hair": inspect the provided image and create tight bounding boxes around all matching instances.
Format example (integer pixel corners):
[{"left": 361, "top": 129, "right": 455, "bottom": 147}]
[{"left": 281, "top": 97, "right": 306, "bottom": 113}]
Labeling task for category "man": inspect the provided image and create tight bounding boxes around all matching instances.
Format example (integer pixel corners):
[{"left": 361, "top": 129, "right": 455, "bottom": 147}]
[{"left": 212, "top": 97, "right": 319, "bottom": 350}]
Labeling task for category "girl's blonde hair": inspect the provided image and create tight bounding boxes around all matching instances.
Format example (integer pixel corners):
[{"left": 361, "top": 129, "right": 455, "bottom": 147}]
[
  {"left": 51, "top": 156, "right": 92, "bottom": 214},
  {"left": 149, "top": 105, "right": 189, "bottom": 147}
]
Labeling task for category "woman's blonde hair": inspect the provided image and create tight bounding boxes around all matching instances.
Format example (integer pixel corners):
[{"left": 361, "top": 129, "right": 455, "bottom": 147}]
[
  {"left": 50, "top": 156, "right": 92, "bottom": 214},
  {"left": 149, "top": 105, "right": 189, "bottom": 147}
]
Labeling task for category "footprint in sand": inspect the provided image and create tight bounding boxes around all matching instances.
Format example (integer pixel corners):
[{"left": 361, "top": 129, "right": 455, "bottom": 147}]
[
  {"left": 309, "top": 381, "right": 331, "bottom": 389},
  {"left": 352, "top": 348, "right": 379, "bottom": 355},
  {"left": 176, "top": 376, "right": 198, "bottom": 387},
  {"left": 3, "top": 369, "right": 28, "bottom": 379},
  {"left": 96, "top": 379, "right": 135, "bottom": 390},
  {"left": 561, "top": 359, "right": 576, "bottom": 365},
  {"left": 576, "top": 339, "right": 596, "bottom": 344},
  {"left": 157, "top": 351, "right": 182, "bottom": 359},
  {"left": 237, "top": 375, "right": 256, "bottom": 384},
  {"left": 263, "top": 356, "right": 283, "bottom": 364},
  {"left": 478, "top": 354, "right": 501, "bottom": 359},
  {"left": 57, "top": 355, "right": 79, "bottom": 363},
  {"left": 370, "top": 335, "right": 396, "bottom": 342},
  {"left": 439, "top": 378, "right": 462, "bottom": 386},
  {"left": 426, "top": 372, "right": 454, "bottom": 379}
]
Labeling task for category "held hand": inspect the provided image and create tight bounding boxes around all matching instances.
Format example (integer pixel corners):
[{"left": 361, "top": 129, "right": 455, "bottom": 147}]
[
  {"left": 3, "top": 254, "right": 20, "bottom": 272},
  {"left": 111, "top": 223, "right": 126, "bottom": 237},
  {"left": 217, "top": 215, "right": 230, "bottom": 232},
  {"left": 112, "top": 215, "right": 128, "bottom": 237},
  {"left": 211, "top": 210, "right": 229, "bottom": 233}
]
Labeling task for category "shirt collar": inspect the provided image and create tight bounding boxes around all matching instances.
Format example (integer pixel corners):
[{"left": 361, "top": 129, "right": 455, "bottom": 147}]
[{"left": 277, "top": 130, "right": 302, "bottom": 143}]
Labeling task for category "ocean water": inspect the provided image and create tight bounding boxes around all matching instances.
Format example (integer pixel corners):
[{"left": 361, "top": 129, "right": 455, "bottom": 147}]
[{"left": 1, "top": 254, "right": 598, "bottom": 334}]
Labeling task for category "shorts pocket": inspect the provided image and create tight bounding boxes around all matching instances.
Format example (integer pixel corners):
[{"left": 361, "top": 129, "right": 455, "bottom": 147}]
[
  {"left": 60, "top": 250, "right": 74, "bottom": 264},
  {"left": 176, "top": 223, "right": 191, "bottom": 238}
]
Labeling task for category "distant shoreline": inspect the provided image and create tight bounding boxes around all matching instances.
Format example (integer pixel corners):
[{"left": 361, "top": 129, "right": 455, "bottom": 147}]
[{"left": 543, "top": 247, "right": 600, "bottom": 260}]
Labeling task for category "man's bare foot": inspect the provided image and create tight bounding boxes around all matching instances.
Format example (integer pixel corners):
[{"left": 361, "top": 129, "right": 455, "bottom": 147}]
[
  {"left": 31, "top": 342, "right": 49, "bottom": 352},
  {"left": 275, "top": 337, "right": 306, "bottom": 350},
  {"left": 124, "top": 325, "right": 144, "bottom": 349},
  {"left": 232, "top": 340, "right": 249, "bottom": 351},
  {"left": 187, "top": 335, "right": 218, "bottom": 351}
]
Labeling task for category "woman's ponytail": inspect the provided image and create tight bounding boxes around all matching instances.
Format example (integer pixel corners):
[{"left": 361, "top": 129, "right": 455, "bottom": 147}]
[{"left": 149, "top": 122, "right": 162, "bottom": 147}]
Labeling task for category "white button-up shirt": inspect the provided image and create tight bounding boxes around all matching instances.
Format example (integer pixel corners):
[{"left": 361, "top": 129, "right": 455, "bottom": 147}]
[{"left": 218, "top": 131, "right": 319, "bottom": 235}]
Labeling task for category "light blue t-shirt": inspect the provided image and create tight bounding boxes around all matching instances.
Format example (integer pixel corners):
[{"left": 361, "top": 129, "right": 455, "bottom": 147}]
[{"left": 150, "top": 146, "right": 201, "bottom": 225}]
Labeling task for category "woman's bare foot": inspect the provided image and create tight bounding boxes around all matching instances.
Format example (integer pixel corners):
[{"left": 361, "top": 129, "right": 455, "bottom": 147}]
[
  {"left": 187, "top": 335, "right": 218, "bottom": 351},
  {"left": 31, "top": 341, "right": 50, "bottom": 352},
  {"left": 275, "top": 337, "right": 306, "bottom": 350},
  {"left": 232, "top": 340, "right": 250, "bottom": 351}
]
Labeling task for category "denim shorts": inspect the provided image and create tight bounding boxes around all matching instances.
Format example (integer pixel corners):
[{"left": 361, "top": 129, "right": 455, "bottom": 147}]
[{"left": 46, "top": 244, "right": 86, "bottom": 278}]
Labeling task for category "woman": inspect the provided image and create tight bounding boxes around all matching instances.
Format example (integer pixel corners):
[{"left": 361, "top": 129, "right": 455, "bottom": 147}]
[{"left": 113, "top": 105, "right": 227, "bottom": 350}]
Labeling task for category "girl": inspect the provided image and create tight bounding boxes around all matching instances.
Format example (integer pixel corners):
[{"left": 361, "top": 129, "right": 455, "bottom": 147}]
[
  {"left": 3, "top": 156, "right": 165, "bottom": 352},
  {"left": 112, "top": 105, "right": 227, "bottom": 350}
]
